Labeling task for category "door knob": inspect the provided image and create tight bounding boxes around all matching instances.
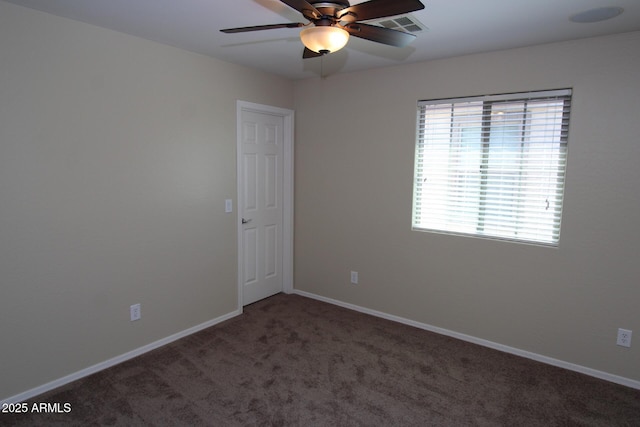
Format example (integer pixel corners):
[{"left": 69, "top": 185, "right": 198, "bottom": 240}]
[{"left": 242, "top": 218, "right": 252, "bottom": 224}]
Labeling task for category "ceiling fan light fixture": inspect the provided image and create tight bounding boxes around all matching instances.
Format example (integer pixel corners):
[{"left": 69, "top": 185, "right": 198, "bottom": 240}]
[{"left": 300, "top": 26, "right": 349, "bottom": 54}]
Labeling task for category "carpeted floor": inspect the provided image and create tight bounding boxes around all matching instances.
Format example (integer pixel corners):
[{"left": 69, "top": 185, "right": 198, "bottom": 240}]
[{"left": 3, "top": 293, "right": 640, "bottom": 426}]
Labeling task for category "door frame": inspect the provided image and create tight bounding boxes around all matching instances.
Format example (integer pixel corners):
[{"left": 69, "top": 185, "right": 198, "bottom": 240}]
[{"left": 236, "top": 100, "right": 294, "bottom": 310}]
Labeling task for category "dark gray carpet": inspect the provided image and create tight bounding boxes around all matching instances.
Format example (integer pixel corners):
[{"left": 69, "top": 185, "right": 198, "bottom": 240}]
[{"left": 3, "top": 293, "right": 639, "bottom": 426}]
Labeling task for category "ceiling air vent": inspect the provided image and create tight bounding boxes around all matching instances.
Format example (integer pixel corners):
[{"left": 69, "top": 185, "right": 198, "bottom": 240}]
[{"left": 369, "top": 14, "right": 428, "bottom": 34}]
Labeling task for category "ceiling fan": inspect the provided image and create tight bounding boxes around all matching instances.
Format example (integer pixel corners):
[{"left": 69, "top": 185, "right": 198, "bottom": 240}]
[{"left": 221, "top": 0, "right": 425, "bottom": 58}]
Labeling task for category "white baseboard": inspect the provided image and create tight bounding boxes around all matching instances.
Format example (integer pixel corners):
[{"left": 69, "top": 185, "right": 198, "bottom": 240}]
[
  {"left": 1, "top": 308, "right": 242, "bottom": 405},
  {"left": 293, "top": 289, "right": 640, "bottom": 391}
]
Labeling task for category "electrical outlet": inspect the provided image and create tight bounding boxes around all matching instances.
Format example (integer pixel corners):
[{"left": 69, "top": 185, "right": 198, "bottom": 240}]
[
  {"left": 617, "top": 328, "right": 632, "bottom": 347},
  {"left": 350, "top": 271, "right": 358, "bottom": 284},
  {"left": 130, "top": 303, "right": 141, "bottom": 321}
]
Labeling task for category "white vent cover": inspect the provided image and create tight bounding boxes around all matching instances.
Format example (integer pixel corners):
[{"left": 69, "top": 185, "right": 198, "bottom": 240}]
[{"left": 369, "top": 14, "right": 428, "bottom": 33}]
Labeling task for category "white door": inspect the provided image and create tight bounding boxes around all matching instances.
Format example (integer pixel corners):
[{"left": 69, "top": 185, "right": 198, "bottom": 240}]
[{"left": 237, "top": 102, "right": 294, "bottom": 306}]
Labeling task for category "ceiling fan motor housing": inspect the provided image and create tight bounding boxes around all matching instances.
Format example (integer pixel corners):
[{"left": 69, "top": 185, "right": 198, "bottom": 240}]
[{"left": 304, "top": 1, "right": 351, "bottom": 22}]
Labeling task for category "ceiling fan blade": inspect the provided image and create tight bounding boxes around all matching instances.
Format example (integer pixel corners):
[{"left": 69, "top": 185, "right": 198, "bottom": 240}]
[
  {"left": 303, "top": 47, "right": 325, "bottom": 59},
  {"left": 338, "top": 0, "right": 425, "bottom": 22},
  {"left": 280, "top": 0, "right": 322, "bottom": 20},
  {"left": 344, "top": 23, "right": 416, "bottom": 47},
  {"left": 220, "top": 23, "right": 304, "bottom": 33}
]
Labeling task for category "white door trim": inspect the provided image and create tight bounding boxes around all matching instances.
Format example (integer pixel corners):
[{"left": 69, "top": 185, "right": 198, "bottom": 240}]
[{"left": 236, "top": 101, "right": 294, "bottom": 310}]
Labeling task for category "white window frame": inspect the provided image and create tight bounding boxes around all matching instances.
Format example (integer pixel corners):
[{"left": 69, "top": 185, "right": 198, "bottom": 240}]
[{"left": 412, "top": 89, "right": 572, "bottom": 246}]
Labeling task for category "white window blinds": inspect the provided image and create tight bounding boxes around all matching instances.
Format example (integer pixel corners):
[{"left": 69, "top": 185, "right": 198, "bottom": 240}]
[{"left": 412, "top": 89, "right": 572, "bottom": 246}]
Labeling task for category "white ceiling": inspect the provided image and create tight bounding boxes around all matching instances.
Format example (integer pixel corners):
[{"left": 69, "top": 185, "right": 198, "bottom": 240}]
[{"left": 5, "top": 0, "right": 640, "bottom": 80}]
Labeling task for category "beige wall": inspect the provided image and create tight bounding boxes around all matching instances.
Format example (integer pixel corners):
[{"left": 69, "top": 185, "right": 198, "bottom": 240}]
[
  {"left": 294, "top": 32, "right": 640, "bottom": 382},
  {"left": 0, "top": 1, "right": 293, "bottom": 400}
]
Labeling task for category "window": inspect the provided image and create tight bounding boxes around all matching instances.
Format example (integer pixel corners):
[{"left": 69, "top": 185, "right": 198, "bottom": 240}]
[{"left": 412, "top": 89, "right": 571, "bottom": 246}]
